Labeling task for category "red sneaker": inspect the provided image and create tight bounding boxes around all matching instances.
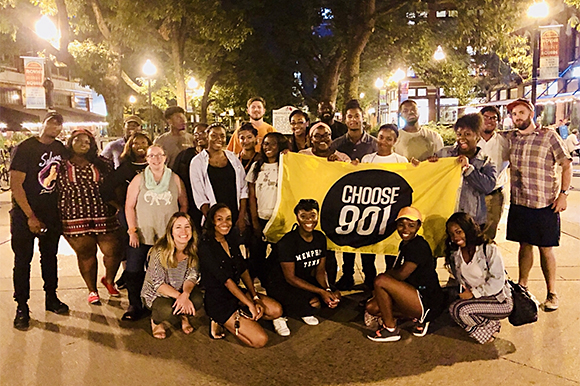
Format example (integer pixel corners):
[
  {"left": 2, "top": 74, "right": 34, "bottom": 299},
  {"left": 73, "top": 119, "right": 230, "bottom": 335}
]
[
  {"left": 101, "top": 277, "right": 120, "bottom": 297},
  {"left": 88, "top": 291, "right": 101, "bottom": 305}
]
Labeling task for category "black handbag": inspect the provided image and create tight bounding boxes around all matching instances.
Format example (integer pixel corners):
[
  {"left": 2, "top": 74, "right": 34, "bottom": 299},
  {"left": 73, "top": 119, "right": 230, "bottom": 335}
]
[{"left": 507, "top": 280, "right": 539, "bottom": 326}]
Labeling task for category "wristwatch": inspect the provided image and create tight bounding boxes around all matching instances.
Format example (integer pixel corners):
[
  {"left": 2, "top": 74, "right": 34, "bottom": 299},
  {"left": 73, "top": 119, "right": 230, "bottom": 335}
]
[{"left": 560, "top": 189, "right": 569, "bottom": 196}]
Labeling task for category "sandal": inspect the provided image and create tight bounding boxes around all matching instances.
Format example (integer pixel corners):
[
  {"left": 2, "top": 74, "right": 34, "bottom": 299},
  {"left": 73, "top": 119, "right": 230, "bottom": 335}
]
[
  {"left": 181, "top": 315, "right": 194, "bottom": 335},
  {"left": 151, "top": 319, "right": 166, "bottom": 339},
  {"left": 209, "top": 319, "right": 225, "bottom": 340}
]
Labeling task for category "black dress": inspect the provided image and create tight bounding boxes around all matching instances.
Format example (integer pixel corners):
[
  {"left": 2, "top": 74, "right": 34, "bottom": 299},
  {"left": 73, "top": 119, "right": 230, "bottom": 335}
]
[{"left": 199, "top": 234, "right": 247, "bottom": 324}]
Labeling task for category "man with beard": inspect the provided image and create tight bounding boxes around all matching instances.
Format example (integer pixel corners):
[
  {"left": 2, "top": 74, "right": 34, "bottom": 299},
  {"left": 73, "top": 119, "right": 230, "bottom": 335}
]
[
  {"left": 101, "top": 115, "right": 143, "bottom": 168},
  {"left": 504, "top": 98, "right": 571, "bottom": 312},
  {"left": 172, "top": 123, "right": 208, "bottom": 232},
  {"left": 154, "top": 106, "right": 194, "bottom": 169},
  {"left": 394, "top": 100, "right": 444, "bottom": 161},
  {"left": 227, "top": 97, "right": 275, "bottom": 154},
  {"left": 434, "top": 113, "right": 496, "bottom": 226},
  {"left": 317, "top": 101, "right": 347, "bottom": 140},
  {"left": 478, "top": 106, "right": 510, "bottom": 239},
  {"left": 330, "top": 99, "right": 378, "bottom": 291}
]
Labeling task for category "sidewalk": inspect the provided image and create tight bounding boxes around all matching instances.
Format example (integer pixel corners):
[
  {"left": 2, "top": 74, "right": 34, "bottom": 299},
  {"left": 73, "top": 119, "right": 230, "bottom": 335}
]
[{"left": 0, "top": 173, "right": 578, "bottom": 386}]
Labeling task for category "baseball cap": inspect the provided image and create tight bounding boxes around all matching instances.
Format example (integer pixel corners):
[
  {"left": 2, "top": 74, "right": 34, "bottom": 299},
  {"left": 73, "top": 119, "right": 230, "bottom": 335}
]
[
  {"left": 507, "top": 98, "right": 534, "bottom": 113},
  {"left": 43, "top": 111, "right": 64, "bottom": 125},
  {"left": 124, "top": 115, "right": 143, "bottom": 126},
  {"left": 395, "top": 206, "right": 422, "bottom": 222}
]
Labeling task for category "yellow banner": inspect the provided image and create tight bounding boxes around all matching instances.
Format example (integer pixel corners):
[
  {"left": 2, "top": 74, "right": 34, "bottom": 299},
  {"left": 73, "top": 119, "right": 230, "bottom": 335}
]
[{"left": 265, "top": 153, "right": 462, "bottom": 257}]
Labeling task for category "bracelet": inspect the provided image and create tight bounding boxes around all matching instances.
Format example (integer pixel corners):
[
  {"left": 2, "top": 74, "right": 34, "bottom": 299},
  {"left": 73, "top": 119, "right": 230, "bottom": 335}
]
[
  {"left": 127, "top": 227, "right": 138, "bottom": 235},
  {"left": 253, "top": 294, "right": 260, "bottom": 301},
  {"left": 326, "top": 288, "right": 332, "bottom": 292}
]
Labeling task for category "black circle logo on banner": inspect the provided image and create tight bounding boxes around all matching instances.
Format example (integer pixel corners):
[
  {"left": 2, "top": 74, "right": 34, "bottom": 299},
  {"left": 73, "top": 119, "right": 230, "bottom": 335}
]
[{"left": 321, "top": 170, "right": 413, "bottom": 247}]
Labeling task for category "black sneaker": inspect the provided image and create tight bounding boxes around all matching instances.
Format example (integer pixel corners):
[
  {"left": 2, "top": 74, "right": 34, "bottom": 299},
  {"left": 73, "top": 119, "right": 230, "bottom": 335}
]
[
  {"left": 367, "top": 326, "right": 401, "bottom": 342},
  {"left": 14, "top": 304, "right": 30, "bottom": 330},
  {"left": 115, "top": 273, "right": 127, "bottom": 290},
  {"left": 45, "top": 296, "right": 69, "bottom": 315},
  {"left": 335, "top": 275, "right": 355, "bottom": 291},
  {"left": 412, "top": 320, "right": 430, "bottom": 337}
]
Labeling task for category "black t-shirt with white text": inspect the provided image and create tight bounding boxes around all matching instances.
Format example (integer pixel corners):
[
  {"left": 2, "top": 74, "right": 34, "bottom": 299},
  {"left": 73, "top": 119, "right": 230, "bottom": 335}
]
[
  {"left": 395, "top": 235, "right": 443, "bottom": 303},
  {"left": 277, "top": 228, "right": 327, "bottom": 280},
  {"left": 10, "top": 137, "right": 66, "bottom": 223}
]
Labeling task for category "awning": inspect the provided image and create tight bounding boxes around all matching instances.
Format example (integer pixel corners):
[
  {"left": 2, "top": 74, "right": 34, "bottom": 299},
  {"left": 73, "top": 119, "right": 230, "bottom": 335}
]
[{"left": 0, "top": 104, "right": 106, "bottom": 131}]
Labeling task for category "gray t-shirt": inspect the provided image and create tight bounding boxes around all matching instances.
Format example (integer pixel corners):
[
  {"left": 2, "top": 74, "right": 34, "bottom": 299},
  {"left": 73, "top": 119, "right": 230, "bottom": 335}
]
[{"left": 154, "top": 131, "right": 195, "bottom": 169}]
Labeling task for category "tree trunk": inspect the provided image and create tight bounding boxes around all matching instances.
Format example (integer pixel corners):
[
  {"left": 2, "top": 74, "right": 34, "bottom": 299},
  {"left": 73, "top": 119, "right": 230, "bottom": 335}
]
[
  {"left": 317, "top": 51, "right": 344, "bottom": 106},
  {"left": 171, "top": 22, "right": 187, "bottom": 108},
  {"left": 342, "top": 0, "right": 376, "bottom": 103},
  {"left": 200, "top": 71, "right": 222, "bottom": 123},
  {"left": 102, "top": 45, "right": 124, "bottom": 136}
]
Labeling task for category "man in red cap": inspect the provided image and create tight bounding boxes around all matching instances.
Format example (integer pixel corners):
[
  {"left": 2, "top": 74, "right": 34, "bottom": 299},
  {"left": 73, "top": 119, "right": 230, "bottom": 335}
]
[
  {"left": 10, "top": 111, "right": 70, "bottom": 330},
  {"left": 504, "top": 98, "right": 571, "bottom": 311}
]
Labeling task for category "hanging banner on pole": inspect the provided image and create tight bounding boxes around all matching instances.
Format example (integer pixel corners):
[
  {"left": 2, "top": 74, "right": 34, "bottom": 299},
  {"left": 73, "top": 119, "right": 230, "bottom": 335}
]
[
  {"left": 21, "top": 57, "right": 46, "bottom": 109},
  {"left": 539, "top": 25, "right": 562, "bottom": 80},
  {"left": 265, "top": 153, "right": 462, "bottom": 257}
]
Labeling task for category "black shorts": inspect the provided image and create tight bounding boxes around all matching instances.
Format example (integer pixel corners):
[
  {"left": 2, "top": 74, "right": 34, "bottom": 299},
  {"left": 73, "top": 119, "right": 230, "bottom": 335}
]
[{"left": 506, "top": 204, "right": 560, "bottom": 247}]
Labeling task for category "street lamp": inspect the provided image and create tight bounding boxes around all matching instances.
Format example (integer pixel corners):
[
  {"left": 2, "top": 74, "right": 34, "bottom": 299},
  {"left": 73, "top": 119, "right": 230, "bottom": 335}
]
[
  {"left": 142, "top": 59, "right": 157, "bottom": 133},
  {"left": 433, "top": 46, "right": 445, "bottom": 123},
  {"left": 528, "top": 1, "right": 549, "bottom": 107},
  {"left": 35, "top": 15, "right": 60, "bottom": 49},
  {"left": 375, "top": 77, "right": 384, "bottom": 125},
  {"left": 389, "top": 68, "right": 406, "bottom": 125},
  {"left": 129, "top": 95, "right": 137, "bottom": 114}
]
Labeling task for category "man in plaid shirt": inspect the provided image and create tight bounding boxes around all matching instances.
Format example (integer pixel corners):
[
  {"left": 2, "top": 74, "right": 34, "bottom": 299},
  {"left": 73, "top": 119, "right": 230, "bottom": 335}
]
[{"left": 504, "top": 98, "right": 572, "bottom": 312}]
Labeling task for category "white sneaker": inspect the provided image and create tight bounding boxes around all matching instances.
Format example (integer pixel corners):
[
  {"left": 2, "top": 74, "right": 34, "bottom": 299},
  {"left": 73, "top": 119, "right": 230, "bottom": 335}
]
[
  {"left": 301, "top": 316, "right": 319, "bottom": 326},
  {"left": 273, "top": 317, "right": 290, "bottom": 336}
]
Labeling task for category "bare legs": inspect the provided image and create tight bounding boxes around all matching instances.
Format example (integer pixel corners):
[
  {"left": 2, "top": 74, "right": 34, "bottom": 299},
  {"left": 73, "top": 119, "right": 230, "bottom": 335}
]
[
  {"left": 366, "top": 273, "right": 423, "bottom": 328},
  {"left": 221, "top": 294, "right": 283, "bottom": 348},
  {"left": 518, "top": 242, "right": 557, "bottom": 294},
  {"left": 65, "top": 232, "right": 122, "bottom": 293}
]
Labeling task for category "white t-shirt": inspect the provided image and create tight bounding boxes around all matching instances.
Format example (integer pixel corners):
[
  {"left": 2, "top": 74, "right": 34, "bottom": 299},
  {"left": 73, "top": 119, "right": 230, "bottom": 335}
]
[
  {"left": 361, "top": 152, "right": 408, "bottom": 164},
  {"left": 478, "top": 132, "right": 510, "bottom": 189},
  {"left": 394, "top": 127, "right": 444, "bottom": 161},
  {"left": 565, "top": 134, "right": 579, "bottom": 154},
  {"left": 246, "top": 162, "right": 279, "bottom": 220}
]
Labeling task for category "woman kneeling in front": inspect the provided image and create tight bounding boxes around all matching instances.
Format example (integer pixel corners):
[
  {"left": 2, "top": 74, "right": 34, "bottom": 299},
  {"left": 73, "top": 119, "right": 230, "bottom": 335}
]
[
  {"left": 366, "top": 207, "right": 445, "bottom": 342},
  {"left": 446, "top": 212, "right": 513, "bottom": 344},
  {"left": 141, "top": 213, "right": 203, "bottom": 339},
  {"left": 199, "top": 203, "right": 283, "bottom": 348},
  {"left": 266, "top": 199, "right": 341, "bottom": 336}
]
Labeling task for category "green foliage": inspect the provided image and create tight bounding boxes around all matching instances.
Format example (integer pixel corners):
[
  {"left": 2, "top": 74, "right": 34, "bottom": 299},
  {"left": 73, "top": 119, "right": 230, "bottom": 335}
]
[{"left": 422, "top": 122, "right": 456, "bottom": 146}]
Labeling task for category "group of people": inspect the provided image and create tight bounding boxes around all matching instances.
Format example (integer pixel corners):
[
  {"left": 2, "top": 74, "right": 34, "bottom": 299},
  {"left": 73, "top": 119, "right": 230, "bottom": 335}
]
[{"left": 10, "top": 94, "right": 570, "bottom": 348}]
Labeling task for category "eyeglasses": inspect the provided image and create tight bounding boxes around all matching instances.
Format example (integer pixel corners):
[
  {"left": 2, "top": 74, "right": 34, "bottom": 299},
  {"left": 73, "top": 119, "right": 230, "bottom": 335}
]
[
  {"left": 483, "top": 115, "right": 498, "bottom": 121},
  {"left": 312, "top": 133, "right": 331, "bottom": 140},
  {"left": 290, "top": 121, "right": 307, "bottom": 125},
  {"left": 147, "top": 153, "right": 166, "bottom": 159}
]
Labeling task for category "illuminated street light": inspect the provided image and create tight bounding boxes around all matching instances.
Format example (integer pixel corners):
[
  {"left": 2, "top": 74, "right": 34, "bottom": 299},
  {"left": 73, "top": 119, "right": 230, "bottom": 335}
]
[
  {"left": 143, "top": 60, "right": 157, "bottom": 77},
  {"left": 434, "top": 46, "right": 445, "bottom": 61},
  {"left": 129, "top": 95, "right": 137, "bottom": 114},
  {"left": 528, "top": 1, "right": 549, "bottom": 18},
  {"left": 359, "top": 92, "right": 365, "bottom": 99},
  {"left": 374, "top": 78, "right": 384, "bottom": 89},
  {"left": 389, "top": 68, "right": 406, "bottom": 83},
  {"left": 143, "top": 60, "right": 157, "bottom": 132},
  {"left": 187, "top": 77, "right": 198, "bottom": 89},
  {"left": 35, "top": 15, "right": 60, "bottom": 49}
]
